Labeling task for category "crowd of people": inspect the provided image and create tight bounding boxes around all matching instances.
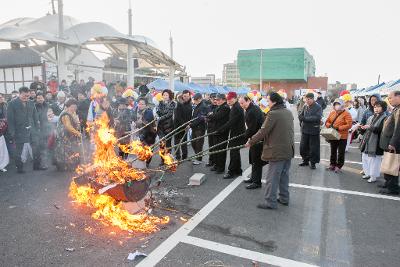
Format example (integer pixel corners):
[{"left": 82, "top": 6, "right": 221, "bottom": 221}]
[
  {"left": 297, "top": 91, "right": 400, "bottom": 196},
  {"left": 0, "top": 76, "right": 399, "bottom": 209}
]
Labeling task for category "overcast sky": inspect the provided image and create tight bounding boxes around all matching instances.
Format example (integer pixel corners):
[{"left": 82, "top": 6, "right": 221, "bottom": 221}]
[{"left": 1, "top": 0, "right": 399, "bottom": 87}]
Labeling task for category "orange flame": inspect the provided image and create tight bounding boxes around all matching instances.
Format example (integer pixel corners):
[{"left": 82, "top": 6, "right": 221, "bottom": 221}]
[
  {"left": 119, "top": 140, "right": 153, "bottom": 162},
  {"left": 69, "top": 182, "right": 169, "bottom": 233},
  {"left": 88, "top": 113, "right": 147, "bottom": 185},
  {"left": 158, "top": 142, "right": 177, "bottom": 172},
  {"left": 69, "top": 113, "right": 169, "bottom": 233}
]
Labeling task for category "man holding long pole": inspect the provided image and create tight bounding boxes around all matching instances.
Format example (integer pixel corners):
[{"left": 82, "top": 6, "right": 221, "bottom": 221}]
[
  {"left": 174, "top": 90, "right": 192, "bottom": 160},
  {"left": 217, "top": 92, "right": 246, "bottom": 179},
  {"left": 239, "top": 95, "right": 265, "bottom": 189},
  {"left": 246, "top": 92, "right": 294, "bottom": 209},
  {"left": 207, "top": 94, "right": 230, "bottom": 174},
  {"left": 187, "top": 93, "right": 209, "bottom": 165}
]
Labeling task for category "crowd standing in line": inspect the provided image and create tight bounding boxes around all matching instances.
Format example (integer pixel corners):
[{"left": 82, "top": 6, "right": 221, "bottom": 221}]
[{"left": 0, "top": 76, "right": 399, "bottom": 212}]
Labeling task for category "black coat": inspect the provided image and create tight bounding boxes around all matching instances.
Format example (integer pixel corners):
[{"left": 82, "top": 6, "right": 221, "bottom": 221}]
[
  {"left": 380, "top": 106, "right": 400, "bottom": 153},
  {"left": 316, "top": 97, "right": 327, "bottom": 110},
  {"left": 0, "top": 102, "right": 7, "bottom": 119},
  {"left": 174, "top": 100, "right": 192, "bottom": 127},
  {"left": 244, "top": 103, "right": 264, "bottom": 140},
  {"left": 208, "top": 103, "right": 230, "bottom": 138},
  {"left": 190, "top": 100, "right": 209, "bottom": 131},
  {"left": 7, "top": 98, "right": 39, "bottom": 143},
  {"left": 218, "top": 101, "right": 245, "bottom": 137},
  {"left": 207, "top": 104, "right": 218, "bottom": 132},
  {"left": 298, "top": 102, "right": 322, "bottom": 135},
  {"left": 245, "top": 103, "right": 265, "bottom": 165},
  {"left": 50, "top": 102, "right": 65, "bottom": 116},
  {"left": 156, "top": 101, "right": 176, "bottom": 136},
  {"left": 77, "top": 99, "right": 90, "bottom": 128}
]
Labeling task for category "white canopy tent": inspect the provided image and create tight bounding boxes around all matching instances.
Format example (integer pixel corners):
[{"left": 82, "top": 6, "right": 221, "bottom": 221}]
[{"left": 0, "top": 14, "right": 183, "bottom": 84}]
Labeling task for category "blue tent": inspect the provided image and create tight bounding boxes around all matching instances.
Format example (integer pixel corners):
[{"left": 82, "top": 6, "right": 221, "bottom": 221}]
[
  {"left": 147, "top": 79, "right": 169, "bottom": 90},
  {"left": 236, "top": 87, "right": 251, "bottom": 95},
  {"left": 215, "top": 86, "right": 228, "bottom": 94},
  {"left": 187, "top": 82, "right": 208, "bottom": 94},
  {"left": 205, "top": 85, "right": 218, "bottom": 93},
  {"left": 364, "top": 82, "right": 386, "bottom": 93},
  {"left": 147, "top": 79, "right": 189, "bottom": 92}
]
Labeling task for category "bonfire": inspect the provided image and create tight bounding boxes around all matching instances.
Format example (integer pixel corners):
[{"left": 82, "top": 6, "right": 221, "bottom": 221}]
[{"left": 69, "top": 113, "right": 172, "bottom": 233}]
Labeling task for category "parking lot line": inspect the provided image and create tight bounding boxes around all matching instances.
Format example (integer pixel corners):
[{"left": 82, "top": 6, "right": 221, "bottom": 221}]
[
  {"left": 136, "top": 167, "right": 252, "bottom": 267},
  {"left": 294, "top": 141, "right": 359, "bottom": 150},
  {"left": 294, "top": 156, "right": 362, "bottom": 165},
  {"left": 289, "top": 183, "right": 400, "bottom": 201},
  {"left": 181, "top": 235, "right": 319, "bottom": 267}
]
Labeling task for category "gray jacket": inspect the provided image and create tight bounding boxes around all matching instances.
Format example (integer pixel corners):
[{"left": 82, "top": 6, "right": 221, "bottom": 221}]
[
  {"left": 7, "top": 98, "right": 39, "bottom": 144},
  {"left": 380, "top": 105, "right": 400, "bottom": 153}
]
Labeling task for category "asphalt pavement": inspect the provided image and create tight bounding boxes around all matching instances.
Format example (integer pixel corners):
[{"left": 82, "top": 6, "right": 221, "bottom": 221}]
[{"left": 1, "top": 107, "right": 399, "bottom": 267}]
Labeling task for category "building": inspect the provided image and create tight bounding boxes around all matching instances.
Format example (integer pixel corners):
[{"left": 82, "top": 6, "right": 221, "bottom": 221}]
[
  {"left": 237, "top": 47, "right": 327, "bottom": 97},
  {"left": 222, "top": 60, "right": 242, "bottom": 88},
  {"left": 191, "top": 74, "right": 215, "bottom": 86},
  {"left": 328, "top": 82, "right": 357, "bottom": 91},
  {"left": 0, "top": 45, "right": 104, "bottom": 94}
]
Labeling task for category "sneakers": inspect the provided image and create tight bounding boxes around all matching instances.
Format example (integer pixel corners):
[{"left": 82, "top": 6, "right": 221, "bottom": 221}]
[
  {"left": 310, "top": 163, "right": 316, "bottom": 170},
  {"left": 367, "top": 177, "right": 377, "bottom": 183},
  {"left": 0, "top": 168, "right": 6, "bottom": 172},
  {"left": 362, "top": 175, "right": 370, "bottom": 180},
  {"left": 334, "top": 166, "right": 341, "bottom": 173}
]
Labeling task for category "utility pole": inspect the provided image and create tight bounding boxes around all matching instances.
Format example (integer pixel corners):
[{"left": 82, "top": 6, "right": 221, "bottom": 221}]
[
  {"left": 169, "top": 31, "right": 175, "bottom": 91},
  {"left": 377, "top": 74, "right": 380, "bottom": 85},
  {"left": 127, "top": 0, "right": 134, "bottom": 87},
  {"left": 57, "top": 0, "right": 67, "bottom": 82},
  {"left": 259, "top": 48, "right": 263, "bottom": 91},
  {"left": 51, "top": 0, "right": 56, "bottom": 14}
]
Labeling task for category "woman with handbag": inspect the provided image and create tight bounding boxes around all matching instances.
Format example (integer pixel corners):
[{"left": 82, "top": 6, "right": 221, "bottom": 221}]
[
  {"left": 379, "top": 91, "right": 400, "bottom": 195},
  {"left": 359, "top": 101, "right": 387, "bottom": 183},
  {"left": 325, "top": 99, "right": 353, "bottom": 172}
]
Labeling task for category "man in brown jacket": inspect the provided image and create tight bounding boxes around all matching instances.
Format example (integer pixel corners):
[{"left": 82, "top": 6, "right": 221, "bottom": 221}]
[
  {"left": 246, "top": 92, "right": 294, "bottom": 209},
  {"left": 379, "top": 91, "right": 400, "bottom": 195}
]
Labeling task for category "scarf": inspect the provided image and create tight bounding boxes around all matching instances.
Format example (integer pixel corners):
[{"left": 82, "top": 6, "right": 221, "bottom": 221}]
[{"left": 361, "top": 113, "right": 386, "bottom": 156}]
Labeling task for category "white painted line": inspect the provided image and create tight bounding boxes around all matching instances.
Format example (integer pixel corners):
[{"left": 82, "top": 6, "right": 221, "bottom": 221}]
[
  {"left": 294, "top": 141, "right": 359, "bottom": 149},
  {"left": 289, "top": 183, "right": 400, "bottom": 201},
  {"left": 136, "top": 167, "right": 252, "bottom": 267},
  {"left": 181, "top": 235, "right": 319, "bottom": 267},
  {"left": 294, "top": 156, "right": 362, "bottom": 165}
]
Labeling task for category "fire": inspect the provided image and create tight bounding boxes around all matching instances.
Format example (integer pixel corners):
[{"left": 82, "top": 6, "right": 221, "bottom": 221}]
[
  {"left": 119, "top": 140, "right": 153, "bottom": 162},
  {"left": 69, "top": 113, "right": 169, "bottom": 233},
  {"left": 87, "top": 113, "right": 151, "bottom": 185},
  {"left": 69, "top": 182, "right": 169, "bottom": 233},
  {"left": 158, "top": 142, "right": 177, "bottom": 171}
]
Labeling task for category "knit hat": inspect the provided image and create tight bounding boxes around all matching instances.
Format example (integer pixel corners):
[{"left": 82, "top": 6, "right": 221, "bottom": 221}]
[
  {"left": 333, "top": 98, "right": 344, "bottom": 106},
  {"left": 226, "top": 92, "right": 237, "bottom": 100}
]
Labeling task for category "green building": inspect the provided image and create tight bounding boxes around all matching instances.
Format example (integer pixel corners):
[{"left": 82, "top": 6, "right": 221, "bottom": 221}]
[{"left": 237, "top": 48, "right": 315, "bottom": 83}]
